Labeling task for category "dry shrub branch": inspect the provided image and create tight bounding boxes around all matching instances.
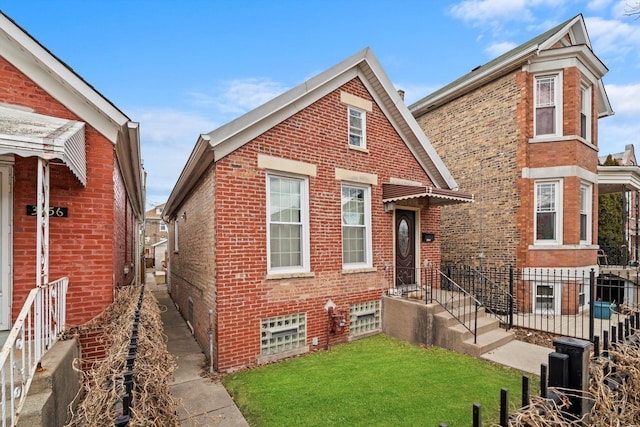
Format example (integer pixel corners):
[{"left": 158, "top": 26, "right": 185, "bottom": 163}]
[
  {"left": 508, "top": 311, "right": 640, "bottom": 426},
  {"left": 66, "top": 285, "right": 179, "bottom": 426}
]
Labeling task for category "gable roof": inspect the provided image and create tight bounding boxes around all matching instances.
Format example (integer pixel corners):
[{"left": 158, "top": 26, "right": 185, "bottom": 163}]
[
  {"left": 410, "top": 14, "right": 613, "bottom": 119},
  {"left": 0, "top": 11, "right": 144, "bottom": 217},
  {"left": 164, "top": 47, "right": 463, "bottom": 218}
]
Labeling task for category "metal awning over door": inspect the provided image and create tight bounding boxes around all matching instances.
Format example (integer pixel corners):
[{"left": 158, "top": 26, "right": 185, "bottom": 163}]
[{"left": 0, "top": 105, "right": 86, "bottom": 186}]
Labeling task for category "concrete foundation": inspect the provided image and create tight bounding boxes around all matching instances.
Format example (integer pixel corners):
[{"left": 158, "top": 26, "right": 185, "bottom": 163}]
[{"left": 19, "top": 338, "right": 81, "bottom": 427}]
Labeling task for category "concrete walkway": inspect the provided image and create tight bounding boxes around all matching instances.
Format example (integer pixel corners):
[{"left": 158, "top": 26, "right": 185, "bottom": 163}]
[
  {"left": 146, "top": 272, "right": 249, "bottom": 427},
  {"left": 481, "top": 340, "right": 553, "bottom": 376}
]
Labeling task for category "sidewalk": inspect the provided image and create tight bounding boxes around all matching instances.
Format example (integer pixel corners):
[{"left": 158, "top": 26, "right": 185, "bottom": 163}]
[
  {"left": 145, "top": 271, "right": 249, "bottom": 427},
  {"left": 481, "top": 340, "right": 552, "bottom": 375}
]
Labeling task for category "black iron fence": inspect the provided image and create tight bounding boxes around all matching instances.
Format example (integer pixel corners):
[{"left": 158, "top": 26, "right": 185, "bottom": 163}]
[
  {"left": 114, "top": 284, "right": 145, "bottom": 427},
  {"left": 392, "top": 264, "right": 640, "bottom": 342},
  {"left": 599, "top": 244, "right": 630, "bottom": 266}
]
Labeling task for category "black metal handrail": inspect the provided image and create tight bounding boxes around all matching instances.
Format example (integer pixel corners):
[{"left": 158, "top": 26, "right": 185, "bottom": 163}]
[
  {"left": 429, "top": 267, "right": 483, "bottom": 344},
  {"left": 464, "top": 265, "right": 515, "bottom": 329}
]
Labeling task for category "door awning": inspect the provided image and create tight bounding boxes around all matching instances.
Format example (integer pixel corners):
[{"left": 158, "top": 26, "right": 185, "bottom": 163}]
[
  {"left": 0, "top": 105, "right": 86, "bottom": 186},
  {"left": 382, "top": 183, "right": 474, "bottom": 206}
]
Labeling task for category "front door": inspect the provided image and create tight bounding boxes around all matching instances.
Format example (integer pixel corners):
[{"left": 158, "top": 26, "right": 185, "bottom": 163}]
[
  {"left": 0, "top": 165, "right": 11, "bottom": 330},
  {"left": 395, "top": 209, "right": 416, "bottom": 288}
]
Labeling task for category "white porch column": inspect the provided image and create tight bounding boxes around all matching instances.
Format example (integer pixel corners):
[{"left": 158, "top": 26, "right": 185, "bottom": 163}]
[{"left": 36, "top": 157, "right": 50, "bottom": 287}]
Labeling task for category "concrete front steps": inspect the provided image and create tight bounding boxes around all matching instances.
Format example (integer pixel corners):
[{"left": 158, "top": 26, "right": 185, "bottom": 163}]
[{"left": 432, "top": 302, "right": 515, "bottom": 358}]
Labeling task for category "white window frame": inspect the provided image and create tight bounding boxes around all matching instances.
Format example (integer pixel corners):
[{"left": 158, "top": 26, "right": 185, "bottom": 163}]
[
  {"left": 266, "top": 173, "right": 310, "bottom": 274},
  {"left": 534, "top": 179, "right": 563, "bottom": 245},
  {"left": 580, "top": 82, "right": 592, "bottom": 142},
  {"left": 579, "top": 183, "right": 592, "bottom": 244},
  {"left": 159, "top": 221, "right": 168, "bottom": 232},
  {"left": 341, "top": 183, "right": 372, "bottom": 269},
  {"left": 348, "top": 106, "right": 366, "bottom": 149},
  {"left": 533, "top": 282, "right": 560, "bottom": 314},
  {"left": 534, "top": 73, "right": 563, "bottom": 138}
]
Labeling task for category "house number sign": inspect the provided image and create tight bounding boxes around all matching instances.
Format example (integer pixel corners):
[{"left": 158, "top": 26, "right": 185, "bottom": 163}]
[{"left": 26, "top": 205, "right": 69, "bottom": 217}]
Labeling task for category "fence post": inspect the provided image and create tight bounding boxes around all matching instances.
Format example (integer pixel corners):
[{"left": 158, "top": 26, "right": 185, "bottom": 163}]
[
  {"left": 521, "top": 375, "right": 530, "bottom": 408},
  {"left": 499, "top": 388, "right": 508, "bottom": 427},
  {"left": 540, "top": 363, "right": 548, "bottom": 398},
  {"left": 589, "top": 269, "right": 595, "bottom": 342},
  {"left": 552, "top": 337, "right": 593, "bottom": 419},
  {"left": 509, "top": 267, "right": 514, "bottom": 329},
  {"left": 473, "top": 403, "right": 481, "bottom": 427}
]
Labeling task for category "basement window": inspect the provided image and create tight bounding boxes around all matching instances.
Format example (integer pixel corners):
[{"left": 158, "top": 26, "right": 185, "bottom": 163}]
[
  {"left": 260, "top": 313, "right": 306, "bottom": 355},
  {"left": 349, "top": 300, "right": 380, "bottom": 337}
]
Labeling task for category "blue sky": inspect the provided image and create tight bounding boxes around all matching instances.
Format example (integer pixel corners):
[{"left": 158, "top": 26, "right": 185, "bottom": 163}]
[{"left": 2, "top": 0, "right": 639, "bottom": 208}]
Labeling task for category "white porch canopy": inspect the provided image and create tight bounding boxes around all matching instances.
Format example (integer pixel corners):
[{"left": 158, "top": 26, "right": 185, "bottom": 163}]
[
  {"left": 0, "top": 105, "right": 87, "bottom": 287},
  {"left": 598, "top": 165, "right": 640, "bottom": 195},
  {"left": 0, "top": 105, "right": 86, "bottom": 186}
]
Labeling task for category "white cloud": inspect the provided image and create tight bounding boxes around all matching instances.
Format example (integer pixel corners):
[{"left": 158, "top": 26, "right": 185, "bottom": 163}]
[
  {"left": 587, "top": 0, "right": 614, "bottom": 11},
  {"left": 448, "top": 0, "right": 562, "bottom": 25},
  {"left": 485, "top": 41, "right": 518, "bottom": 57},
  {"left": 598, "top": 117, "right": 640, "bottom": 156},
  {"left": 188, "top": 78, "right": 289, "bottom": 116},
  {"left": 584, "top": 17, "right": 640, "bottom": 57},
  {"left": 129, "top": 108, "right": 219, "bottom": 205},
  {"left": 606, "top": 83, "right": 640, "bottom": 115}
]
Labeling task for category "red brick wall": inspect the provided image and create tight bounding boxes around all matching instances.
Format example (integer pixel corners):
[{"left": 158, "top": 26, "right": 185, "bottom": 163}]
[
  {"left": 171, "top": 77, "right": 442, "bottom": 371},
  {"left": 516, "top": 68, "right": 599, "bottom": 268},
  {"left": 0, "top": 55, "right": 128, "bottom": 327}
]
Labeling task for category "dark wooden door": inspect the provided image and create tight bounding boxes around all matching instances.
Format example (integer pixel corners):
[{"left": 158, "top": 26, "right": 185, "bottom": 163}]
[{"left": 395, "top": 209, "right": 415, "bottom": 287}]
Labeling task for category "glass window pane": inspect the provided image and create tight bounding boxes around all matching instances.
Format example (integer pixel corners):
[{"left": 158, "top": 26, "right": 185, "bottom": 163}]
[
  {"left": 269, "top": 176, "right": 304, "bottom": 270},
  {"left": 536, "top": 212, "right": 555, "bottom": 240},
  {"left": 536, "top": 107, "right": 555, "bottom": 135}
]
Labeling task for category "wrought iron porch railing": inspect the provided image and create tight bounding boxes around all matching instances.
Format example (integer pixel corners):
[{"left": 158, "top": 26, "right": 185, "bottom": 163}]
[
  {"left": 446, "top": 265, "right": 516, "bottom": 329},
  {"left": 0, "top": 277, "right": 68, "bottom": 427},
  {"left": 426, "top": 266, "right": 483, "bottom": 344}
]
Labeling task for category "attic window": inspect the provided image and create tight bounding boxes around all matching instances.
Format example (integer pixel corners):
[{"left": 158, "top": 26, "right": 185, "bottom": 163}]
[{"left": 348, "top": 107, "right": 366, "bottom": 148}]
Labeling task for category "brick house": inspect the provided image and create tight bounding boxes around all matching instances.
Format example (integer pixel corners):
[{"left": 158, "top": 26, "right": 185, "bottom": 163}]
[
  {"left": 598, "top": 144, "right": 640, "bottom": 265},
  {"left": 144, "top": 203, "right": 168, "bottom": 270},
  {"left": 162, "top": 48, "right": 472, "bottom": 372},
  {"left": 410, "top": 14, "right": 614, "bottom": 315},
  {"left": 0, "top": 12, "right": 144, "bottom": 354}
]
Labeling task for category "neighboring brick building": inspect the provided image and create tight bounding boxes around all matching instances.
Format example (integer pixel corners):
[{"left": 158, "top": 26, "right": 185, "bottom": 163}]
[
  {"left": 163, "top": 48, "right": 472, "bottom": 372},
  {"left": 410, "top": 14, "right": 615, "bottom": 314},
  {"left": 144, "top": 203, "right": 168, "bottom": 271},
  {"left": 598, "top": 144, "right": 640, "bottom": 264},
  {"left": 0, "top": 12, "right": 144, "bottom": 352}
]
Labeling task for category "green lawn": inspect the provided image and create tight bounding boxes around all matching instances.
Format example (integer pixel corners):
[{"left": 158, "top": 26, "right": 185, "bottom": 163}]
[{"left": 223, "top": 334, "right": 538, "bottom": 426}]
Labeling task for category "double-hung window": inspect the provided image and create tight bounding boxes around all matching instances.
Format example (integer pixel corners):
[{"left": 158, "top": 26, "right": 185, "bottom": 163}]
[
  {"left": 348, "top": 107, "right": 366, "bottom": 148},
  {"left": 341, "top": 184, "right": 372, "bottom": 268},
  {"left": 580, "top": 184, "right": 592, "bottom": 244},
  {"left": 580, "top": 83, "right": 592, "bottom": 142},
  {"left": 267, "top": 174, "right": 309, "bottom": 273},
  {"left": 534, "top": 74, "right": 561, "bottom": 137},
  {"left": 535, "top": 180, "right": 562, "bottom": 244}
]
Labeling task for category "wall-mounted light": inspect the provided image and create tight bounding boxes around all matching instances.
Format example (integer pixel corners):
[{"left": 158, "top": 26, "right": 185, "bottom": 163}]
[
  {"left": 384, "top": 202, "right": 396, "bottom": 213},
  {"left": 181, "top": 211, "right": 187, "bottom": 222}
]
